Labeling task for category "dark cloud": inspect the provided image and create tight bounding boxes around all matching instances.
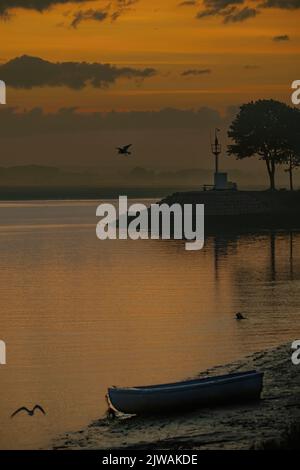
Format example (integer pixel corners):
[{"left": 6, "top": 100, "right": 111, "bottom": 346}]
[
  {"left": 0, "top": 106, "right": 238, "bottom": 171},
  {"left": 178, "top": 1, "right": 198, "bottom": 6},
  {"left": 69, "top": 0, "right": 138, "bottom": 26},
  {"left": 0, "top": 0, "right": 92, "bottom": 17},
  {"left": 110, "top": 0, "right": 139, "bottom": 21},
  {"left": 181, "top": 68, "right": 211, "bottom": 76},
  {"left": 0, "top": 55, "right": 156, "bottom": 89},
  {"left": 196, "top": 1, "right": 259, "bottom": 23},
  {"left": 0, "top": 106, "right": 227, "bottom": 137},
  {"left": 196, "top": 0, "right": 244, "bottom": 18},
  {"left": 260, "top": 0, "right": 300, "bottom": 8},
  {"left": 71, "top": 9, "right": 108, "bottom": 28},
  {"left": 272, "top": 34, "right": 290, "bottom": 41},
  {"left": 196, "top": 0, "right": 300, "bottom": 22},
  {"left": 223, "top": 6, "right": 258, "bottom": 22},
  {"left": 0, "top": 0, "right": 139, "bottom": 24}
]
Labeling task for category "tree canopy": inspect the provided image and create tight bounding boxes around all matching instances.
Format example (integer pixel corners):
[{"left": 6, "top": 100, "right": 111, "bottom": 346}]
[{"left": 227, "top": 99, "right": 300, "bottom": 190}]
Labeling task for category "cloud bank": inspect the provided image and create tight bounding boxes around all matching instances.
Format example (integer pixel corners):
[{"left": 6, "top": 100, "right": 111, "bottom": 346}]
[
  {"left": 196, "top": 0, "right": 300, "bottom": 23},
  {"left": 0, "top": 55, "right": 156, "bottom": 89},
  {"left": 0, "top": 106, "right": 238, "bottom": 171},
  {"left": 70, "top": 8, "right": 108, "bottom": 28},
  {"left": 181, "top": 68, "right": 211, "bottom": 76},
  {"left": 69, "top": 1, "right": 138, "bottom": 27},
  {"left": 0, "top": 106, "right": 230, "bottom": 136},
  {"left": 0, "top": 0, "right": 92, "bottom": 17},
  {"left": 0, "top": 0, "right": 140, "bottom": 25},
  {"left": 272, "top": 34, "right": 290, "bottom": 41}
]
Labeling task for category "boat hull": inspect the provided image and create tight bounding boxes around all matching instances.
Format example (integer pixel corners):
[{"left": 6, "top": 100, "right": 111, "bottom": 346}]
[{"left": 108, "top": 371, "right": 264, "bottom": 415}]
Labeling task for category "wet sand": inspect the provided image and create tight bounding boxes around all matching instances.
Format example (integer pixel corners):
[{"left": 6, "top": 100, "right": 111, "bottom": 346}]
[{"left": 52, "top": 343, "right": 300, "bottom": 450}]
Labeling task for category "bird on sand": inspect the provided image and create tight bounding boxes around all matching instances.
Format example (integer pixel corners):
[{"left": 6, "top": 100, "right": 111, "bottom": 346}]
[
  {"left": 236, "top": 312, "right": 246, "bottom": 320},
  {"left": 11, "top": 405, "right": 46, "bottom": 418},
  {"left": 116, "top": 144, "right": 132, "bottom": 156},
  {"left": 105, "top": 394, "right": 116, "bottom": 420}
]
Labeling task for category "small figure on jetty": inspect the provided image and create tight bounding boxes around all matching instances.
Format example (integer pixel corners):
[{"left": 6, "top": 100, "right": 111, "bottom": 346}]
[
  {"left": 11, "top": 404, "right": 46, "bottom": 418},
  {"left": 116, "top": 144, "right": 132, "bottom": 156},
  {"left": 236, "top": 312, "right": 246, "bottom": 320}
]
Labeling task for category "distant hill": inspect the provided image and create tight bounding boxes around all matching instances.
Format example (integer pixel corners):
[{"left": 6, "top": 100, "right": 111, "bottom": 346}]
[
  {"left": 0, "top": 165, "right": 60, "bottom": 183},
  {"left": 0, "top": 165, "right": 100, "bottom": 187},
  {"left": 0, "top": 164, "right": 272, "bottom": 191},
  {"left": 128, "top": 166, "right": 261, "bottom": 188}
]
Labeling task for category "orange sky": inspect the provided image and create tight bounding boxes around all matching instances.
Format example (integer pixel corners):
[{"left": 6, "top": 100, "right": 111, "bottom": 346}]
[
  {"left": 0, "top": 0, "right": 299, "bottom": 182},
  {"left": 1, "top": 0, "right": 299, "bottom": 112}
]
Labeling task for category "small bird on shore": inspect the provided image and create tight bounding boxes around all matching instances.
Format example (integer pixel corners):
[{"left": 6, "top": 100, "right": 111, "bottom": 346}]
[
  {"left": 11, "top": 405, "right": 46, "bottom": 418},
  {"left": 106, "top": 407, "right": 116, "bottom": 420},
  {"left": 105, "top": 394, "right": 116, "bottom": 420},
  {"left": 236, "top": 312, "right": 246, "bottom": 320},
  {"left": 116, "top": 144, "right": 132, "bottom": 156}
]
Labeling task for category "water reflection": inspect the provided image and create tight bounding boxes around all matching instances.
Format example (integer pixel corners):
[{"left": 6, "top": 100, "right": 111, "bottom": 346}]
[{"left": 0, "top": 202, "right": 299, "bottom": 449}]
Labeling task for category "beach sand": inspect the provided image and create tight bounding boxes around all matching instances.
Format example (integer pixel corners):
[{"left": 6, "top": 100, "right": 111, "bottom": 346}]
[{"left": 52, "top": 343, "right": 300, "bottom": 450}]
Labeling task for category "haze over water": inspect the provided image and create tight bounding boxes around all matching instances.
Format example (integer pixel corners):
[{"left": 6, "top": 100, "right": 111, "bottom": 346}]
[{"left": 0, "top": 200, "right": 299, "bottom": 449}]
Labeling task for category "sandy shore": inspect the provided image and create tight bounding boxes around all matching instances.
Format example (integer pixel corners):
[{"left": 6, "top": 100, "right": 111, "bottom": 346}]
[{"left": 52, "top": 343, "right": 300, "bottom": 450}]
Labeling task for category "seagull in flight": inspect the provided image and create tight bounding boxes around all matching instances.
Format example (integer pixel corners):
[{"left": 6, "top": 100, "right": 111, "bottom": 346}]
[
  {"left": 116, "top": 144, "right": 132, "bottom": 156},
  {"left": 11, "top": 405, "right": 46, "bottom": 418}
]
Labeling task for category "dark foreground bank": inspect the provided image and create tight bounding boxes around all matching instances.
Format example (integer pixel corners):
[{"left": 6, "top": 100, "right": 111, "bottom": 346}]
[
  {"left": 51, "top": 343, "right": 300, "bottom": 450},
  {"left": 157, "top": 190, "right": 300, "bottom": 232}
]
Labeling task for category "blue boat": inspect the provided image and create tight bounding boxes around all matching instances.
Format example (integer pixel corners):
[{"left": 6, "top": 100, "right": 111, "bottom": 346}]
[{"left": 108, "top": 370, "right": 264, "bottom": 415}]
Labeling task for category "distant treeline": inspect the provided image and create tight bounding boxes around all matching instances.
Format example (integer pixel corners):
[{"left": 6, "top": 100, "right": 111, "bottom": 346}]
[{"left": 0, "top": 164, "right": 261, "bottom": 189}]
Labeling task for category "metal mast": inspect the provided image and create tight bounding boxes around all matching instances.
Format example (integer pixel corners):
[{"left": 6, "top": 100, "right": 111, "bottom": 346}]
[{"left": 211, "top": 128, "right": 221, "bottom": 174}]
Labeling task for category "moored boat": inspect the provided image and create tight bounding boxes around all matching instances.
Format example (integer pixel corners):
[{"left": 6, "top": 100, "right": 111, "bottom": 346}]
[{"left": 108, "top": 370, "right": 264, "bottom": 415}]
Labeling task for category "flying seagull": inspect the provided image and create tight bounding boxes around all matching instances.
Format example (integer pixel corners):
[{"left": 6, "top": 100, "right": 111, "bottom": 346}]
[
  {"left": 116, "top": 144, "right": 132, "bottom": 156},
  {"left": 11, "top": 405, "right": 46, "bottom": 418}
]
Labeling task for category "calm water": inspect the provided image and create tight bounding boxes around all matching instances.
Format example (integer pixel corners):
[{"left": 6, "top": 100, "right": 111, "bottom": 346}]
[{"left": 0, "top": 200, "right": 300, "bottom": 449}]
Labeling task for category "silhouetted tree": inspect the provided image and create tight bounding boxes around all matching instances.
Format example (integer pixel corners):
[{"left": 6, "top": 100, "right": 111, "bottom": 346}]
[
  {"left": 285, "top": 152, "right": 300, "bottom": 191},
  {"left": 227, "top": 100, "right": 298, "bottom": 190},
  {"left": 282, "top": 106, "right": 300, "bottom": 191}
]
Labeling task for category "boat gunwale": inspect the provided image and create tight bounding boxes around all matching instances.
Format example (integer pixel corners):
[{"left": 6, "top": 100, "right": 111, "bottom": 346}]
[{"left": 108, "top": 371, "right": 263, "bottom": 396}]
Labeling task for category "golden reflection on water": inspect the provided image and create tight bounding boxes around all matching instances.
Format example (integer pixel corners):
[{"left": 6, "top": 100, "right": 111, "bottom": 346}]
[{"left": 0, "top": 201, "right": 299, "bottom": 449}]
